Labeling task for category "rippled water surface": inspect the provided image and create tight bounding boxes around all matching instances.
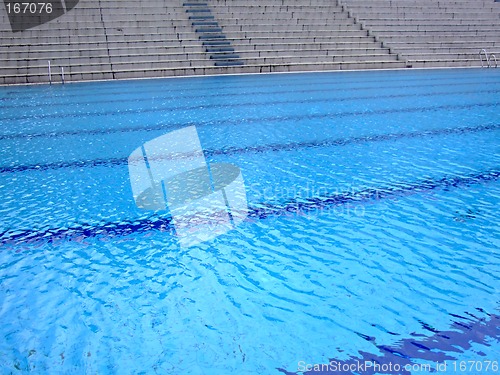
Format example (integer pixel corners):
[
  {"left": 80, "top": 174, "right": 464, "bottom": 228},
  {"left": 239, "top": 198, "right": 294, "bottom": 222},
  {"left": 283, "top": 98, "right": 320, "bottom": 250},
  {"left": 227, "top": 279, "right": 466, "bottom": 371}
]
[{"left": 1, "top": 69, "right": 499, "bottom": 374}]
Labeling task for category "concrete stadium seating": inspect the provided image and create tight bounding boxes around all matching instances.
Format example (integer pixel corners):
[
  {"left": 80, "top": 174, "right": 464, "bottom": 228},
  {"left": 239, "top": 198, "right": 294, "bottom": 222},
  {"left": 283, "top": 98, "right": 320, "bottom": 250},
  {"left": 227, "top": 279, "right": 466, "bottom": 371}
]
[
  {"left": 340, "top": 0, "right": 500, "bottom": 67},
  {"left": 0, "top": 0, "right": 498, "bottom": 84}
]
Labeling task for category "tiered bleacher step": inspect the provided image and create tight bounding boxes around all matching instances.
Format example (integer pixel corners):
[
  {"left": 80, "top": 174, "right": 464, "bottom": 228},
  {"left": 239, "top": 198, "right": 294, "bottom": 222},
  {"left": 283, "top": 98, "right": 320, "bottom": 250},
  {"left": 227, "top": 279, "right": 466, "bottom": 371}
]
[
  {"left": 3, "top": 0, "right": 498, "bottom": 84},
  {"left": 340, "top": 0, "right": 500, "bottom": 67},
  {"left": 0, "top": 0, "right": 408, "bottom": 84},
  {"left": 183, "top": 1, "right": 244, "bottom": 66},
  {"left": 0, "top": 0, "right": 222, "bottom": 84},
  {"left": 208, "top": 0, "right": 405, "bottom": 72}
]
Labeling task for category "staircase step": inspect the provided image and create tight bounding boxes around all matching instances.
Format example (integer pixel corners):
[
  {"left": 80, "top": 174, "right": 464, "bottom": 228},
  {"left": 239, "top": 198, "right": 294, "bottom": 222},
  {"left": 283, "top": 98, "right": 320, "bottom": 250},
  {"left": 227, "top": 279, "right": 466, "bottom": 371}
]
[
  {"left": 214, "top": 60, "right": 244, "bottom": 67},
  {"left": 196, "top": 27, "right": 223, "bottom": 33},
  {"left": 210, "top": 53, "right": 240, "bottom": 59},
  {"left": 192, "top": 21, "right": 219, "bottom": 26},
  {"left": 199, "top": 34, "right": 226, "bottom": 39},
  {"left": 206, "top": 47, "right": 235, "bottom": 52},
  {"left": 185, "top": 8, "right": 211, "bottom": 13},
  {"left": 202, "top": 40, "right": 231, "bottom": 46},
  {"left": 188, "top": 15, "right": 215, "bottom": 20}
]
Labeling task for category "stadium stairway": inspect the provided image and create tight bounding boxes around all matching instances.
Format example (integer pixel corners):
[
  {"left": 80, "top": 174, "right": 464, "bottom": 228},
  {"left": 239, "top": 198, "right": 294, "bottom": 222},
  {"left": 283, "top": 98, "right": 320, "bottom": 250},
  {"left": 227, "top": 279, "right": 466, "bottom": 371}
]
[
  {"left": 1, "top": 0, "right": 497, "bottom": 84},
  {"left": 183, "top": 1, "right": 244, "bottom": 67}
]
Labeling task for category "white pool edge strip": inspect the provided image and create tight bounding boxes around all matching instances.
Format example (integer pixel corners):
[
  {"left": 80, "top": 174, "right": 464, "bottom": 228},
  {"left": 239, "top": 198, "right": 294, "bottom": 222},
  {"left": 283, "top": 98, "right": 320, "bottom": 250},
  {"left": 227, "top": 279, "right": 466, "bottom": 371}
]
[{"left": 0, "top": 66, "right": 487, "bottom": 88}]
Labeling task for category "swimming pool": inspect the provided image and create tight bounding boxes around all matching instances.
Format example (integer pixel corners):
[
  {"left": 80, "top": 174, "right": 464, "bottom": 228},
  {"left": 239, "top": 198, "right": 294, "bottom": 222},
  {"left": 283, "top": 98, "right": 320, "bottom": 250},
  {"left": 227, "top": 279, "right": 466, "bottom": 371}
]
[{"left": 0, "top": 68, "right": 499, "bottom": 374}]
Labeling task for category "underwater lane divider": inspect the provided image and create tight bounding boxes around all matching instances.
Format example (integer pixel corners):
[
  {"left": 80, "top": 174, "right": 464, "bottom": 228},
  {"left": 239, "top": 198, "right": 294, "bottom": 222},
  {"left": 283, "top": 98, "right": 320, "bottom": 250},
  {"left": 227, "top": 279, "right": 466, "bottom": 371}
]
[
  {"left": 1, "top": 101, "right": 499, "bottom": 141},
  {"left": 1, "top": 123, "right": 499, "bottom": 174},
  {"left": 247, "top": 169, "right": 500, "bottom": 221},
  {"left": 208, "top": 123, "right": 500, "bottom": 157},
  {"left": 1, "top": 168, "right": 499, "bottom": 246},
  {"left": 0, "top": 157, "right": 125, "bottom": 174},
  {"left": 5, "top": 77, "right": 498, "bottom": 104},
  {"left": 4, "top": 70, "right": 497, "bottom": 100},
  {"left": 4, "top": 88, "right": 499, "bottom": 122},
  {"left": 279, "top": 310, "right": 500, "bottom": 375}
]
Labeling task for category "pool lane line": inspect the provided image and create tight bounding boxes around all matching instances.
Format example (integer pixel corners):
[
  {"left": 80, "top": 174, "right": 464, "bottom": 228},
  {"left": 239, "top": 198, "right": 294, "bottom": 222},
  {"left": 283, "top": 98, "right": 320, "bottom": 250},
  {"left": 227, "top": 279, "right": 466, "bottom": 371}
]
[
  {"left": 1, "top": 168, "right": 499, "bottom": 246},
  {"left": 3, "top": 72, "right": 496, "bottom": 102},
  {"left": 0, "top": 101, "right": 498, "bottom": 142},
  {"left": 208, "top": 123, "right": 500, "bottom": 157},
  {"left": 278, "top": 309, "right": 500, "bottom": 375},
  {"left": 0, "top": 123, "right": 498, "bottom": 174},
  {"left": 2, "top": 88, "right": 499, "bottom": 123},
  {"left": 2, "top": 80, "right": 499, "bottom": 112},
  {"left": 247, "top": 168, "right": 500, "bottom": 221}
]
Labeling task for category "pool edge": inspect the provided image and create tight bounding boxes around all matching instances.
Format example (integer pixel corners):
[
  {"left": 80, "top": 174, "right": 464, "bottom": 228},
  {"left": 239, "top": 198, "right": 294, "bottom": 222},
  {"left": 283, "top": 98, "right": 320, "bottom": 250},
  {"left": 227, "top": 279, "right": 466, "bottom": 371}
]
[{"left": 0, "top": 66, "right": 489, "bottom": 88}]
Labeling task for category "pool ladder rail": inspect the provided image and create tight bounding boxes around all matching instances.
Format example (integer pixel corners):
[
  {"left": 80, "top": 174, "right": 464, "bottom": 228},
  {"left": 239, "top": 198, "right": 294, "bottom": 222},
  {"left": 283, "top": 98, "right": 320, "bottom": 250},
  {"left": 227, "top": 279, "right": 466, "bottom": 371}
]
[
  {"left": 47, "top": 61, "right": 67, "bottom": 84},
  {"left": 479, "top": 49, "right": 498, "bottom": 68}
]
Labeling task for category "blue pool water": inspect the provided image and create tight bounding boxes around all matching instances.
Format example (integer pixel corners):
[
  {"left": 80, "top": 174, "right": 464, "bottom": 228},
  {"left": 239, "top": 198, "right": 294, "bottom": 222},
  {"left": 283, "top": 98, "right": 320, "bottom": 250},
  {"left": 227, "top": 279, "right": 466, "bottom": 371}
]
[{"left": 0, "top": 68, "right": 499, "bottom": 374}]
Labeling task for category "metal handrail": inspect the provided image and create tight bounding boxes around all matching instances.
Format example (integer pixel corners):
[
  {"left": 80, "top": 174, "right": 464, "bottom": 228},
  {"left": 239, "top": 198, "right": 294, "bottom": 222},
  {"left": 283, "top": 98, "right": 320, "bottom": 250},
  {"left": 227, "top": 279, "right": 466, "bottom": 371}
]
[
  {"left": 479, "top": 49, "right": 490, "bottom": 67},
  {"left": 479, "top": 49, "right": 498, "bottom": 68},
  {"left": 491, "top": 54, "right": 498, "bottom": 68},
  {"left": 48, "top": 60, "right": 52, "bottom": 85}
]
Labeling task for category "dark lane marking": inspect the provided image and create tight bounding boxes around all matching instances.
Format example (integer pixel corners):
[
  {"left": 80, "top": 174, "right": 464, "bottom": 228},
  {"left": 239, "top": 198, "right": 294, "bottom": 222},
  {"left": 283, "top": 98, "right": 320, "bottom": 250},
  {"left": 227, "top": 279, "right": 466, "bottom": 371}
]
[
  {"left": 249, "top": 169, "right": 500, "bottom": 221},
  {"left": 3, "top": 73, "right": 496, "bottom": 102},
  {"left": 0, "top": 102, "right": 498, "bottom": 141},
  {"left": 2, "top": 89, "right": 499, "bottom": 122},
  {"left": 209, "top": 123, "right": 500, "bottom": 157},
  {"left": 1, "top": 81, "right": 498, "bottom": 111},
  {"left": 1, "top": 168, "right": 499, "bottom": 246},
  {"left": 278, "top": 310, "right": 500, "bottom": 375},
  {"left": 0, "top": 157, "right": 125, "bottom": 174},
  {"left": 1, "top": 123, "right": 498, "bottom": 174}
]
